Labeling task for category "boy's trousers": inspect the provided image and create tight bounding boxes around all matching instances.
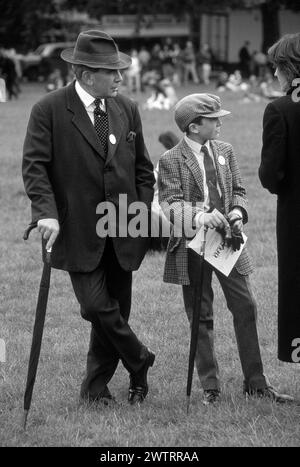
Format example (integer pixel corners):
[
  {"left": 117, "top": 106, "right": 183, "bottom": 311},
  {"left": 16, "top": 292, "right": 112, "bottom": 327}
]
[{"left": 182, "top": 248, "right": 267, "bottom": 391}]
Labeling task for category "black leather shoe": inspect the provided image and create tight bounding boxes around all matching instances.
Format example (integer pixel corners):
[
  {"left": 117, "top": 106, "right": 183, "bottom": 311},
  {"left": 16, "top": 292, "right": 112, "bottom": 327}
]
[
  {"left": 202, "top": 389, "right": 221, "bottom": 406},
  {"left": 128, "top": 351, "right": 155, "bottom": 405},
  {"left": 243, "top": 383, "right": 294, "bottom": 403}
]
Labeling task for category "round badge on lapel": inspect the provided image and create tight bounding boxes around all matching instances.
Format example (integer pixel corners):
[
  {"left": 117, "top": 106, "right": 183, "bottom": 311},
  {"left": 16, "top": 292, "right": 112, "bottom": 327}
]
[
  {"left": 218, "top": 155, "right": 225, "bottom": 166},
  {"left": 109, "top": 134, "right": 116, "bottom": 145}
]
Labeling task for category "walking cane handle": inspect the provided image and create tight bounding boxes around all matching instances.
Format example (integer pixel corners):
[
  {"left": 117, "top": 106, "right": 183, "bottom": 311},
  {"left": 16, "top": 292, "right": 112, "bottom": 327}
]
[
  {"left": 200, "top": 225, "right": 208, "bottom": 256},
  {"left": 23, "top": 222, "right": 52, "bottom": 262},
  {"left": 23, "top": 222, "right": 38, "bottom": 240}
]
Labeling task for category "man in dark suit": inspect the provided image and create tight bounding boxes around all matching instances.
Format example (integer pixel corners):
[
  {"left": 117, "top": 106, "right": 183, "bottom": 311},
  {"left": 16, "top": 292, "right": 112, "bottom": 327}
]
[{"left": 22, "top": 30, "right": 155, "bottom": 406}]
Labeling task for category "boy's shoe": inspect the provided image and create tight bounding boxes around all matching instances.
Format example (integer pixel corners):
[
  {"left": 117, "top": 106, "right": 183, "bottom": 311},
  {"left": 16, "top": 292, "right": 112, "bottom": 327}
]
[
  {"left": 202, "top": 389, "right": 221, "bottom": 406},
  {"left": 243, "top": 383, "right": 294, "bottom": 403}
]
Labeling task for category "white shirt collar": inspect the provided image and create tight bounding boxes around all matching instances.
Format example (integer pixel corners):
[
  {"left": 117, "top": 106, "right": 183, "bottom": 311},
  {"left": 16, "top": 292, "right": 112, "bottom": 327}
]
[
  {"left": 75, "top": 80, "right": 95, "bottom": 108},
  {"left": 184, "top": 135, "right": 211, "bottom": 154},
  {"left": 75, "top": 81, "right": 105, "bottom": 110}
]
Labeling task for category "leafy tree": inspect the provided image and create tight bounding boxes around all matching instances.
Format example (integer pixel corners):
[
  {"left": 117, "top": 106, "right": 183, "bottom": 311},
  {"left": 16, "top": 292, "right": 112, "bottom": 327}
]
[
  {"left": 66, "top": 0, "right": 298, "bottom": 50},
  {"left": 0, "top": 0, "right": 63, "bottom": 51},
  {"left": 0, "top": 0, "right": 299, "bottom": 53},
  {"left": 61, "top": 0, "right": 216, "bottom": 44}
]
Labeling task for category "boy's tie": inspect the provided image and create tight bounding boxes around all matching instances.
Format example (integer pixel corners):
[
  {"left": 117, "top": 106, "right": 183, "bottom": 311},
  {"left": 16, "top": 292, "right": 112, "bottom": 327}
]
[
  {"left": 94, "top": 98, "right": 108, "bottom": 155},
  {"left": 202, "top": 145, "right": 223, "bottom": 212}
]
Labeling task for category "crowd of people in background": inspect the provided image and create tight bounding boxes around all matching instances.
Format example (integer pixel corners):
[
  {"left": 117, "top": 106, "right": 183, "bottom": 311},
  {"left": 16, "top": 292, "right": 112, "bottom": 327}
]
[
  {"left": 124, "top": 38, "right": 213, "bottom": 97},
  {"left": 0, "top": 38, "right": 282, "bottom": 105}
]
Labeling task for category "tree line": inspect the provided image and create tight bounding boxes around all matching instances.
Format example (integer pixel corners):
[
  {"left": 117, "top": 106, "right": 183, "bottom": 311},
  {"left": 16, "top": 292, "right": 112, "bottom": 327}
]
[{"left": 0, "top": 0, "right": 299, "bottom": 52}]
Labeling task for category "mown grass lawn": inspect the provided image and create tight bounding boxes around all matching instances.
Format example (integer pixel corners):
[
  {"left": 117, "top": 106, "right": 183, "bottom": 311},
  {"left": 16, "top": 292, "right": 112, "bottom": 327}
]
[{"left": 0, "top": 82, "right": 299, "bottom": 447}]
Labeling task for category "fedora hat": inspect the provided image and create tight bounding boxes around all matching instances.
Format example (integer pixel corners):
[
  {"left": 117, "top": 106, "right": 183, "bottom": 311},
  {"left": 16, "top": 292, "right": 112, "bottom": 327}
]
[
  {"left": 60, "top": 30, "right": 132, "bottom": 70},
  {"left": 175, "top": 93, "right": 230, "bottom": 132}
]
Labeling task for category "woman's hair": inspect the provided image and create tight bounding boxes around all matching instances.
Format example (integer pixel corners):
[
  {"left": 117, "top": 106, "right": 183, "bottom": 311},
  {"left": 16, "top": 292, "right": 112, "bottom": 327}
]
[{"left": 268, "top": 33, "right": 300, "bottom": 87}]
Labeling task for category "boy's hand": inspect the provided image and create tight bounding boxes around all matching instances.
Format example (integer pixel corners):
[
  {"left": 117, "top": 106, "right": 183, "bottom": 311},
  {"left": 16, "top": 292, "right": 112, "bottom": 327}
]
[
  {"left": 227, "top": 210, "right": 244, "bottom": 250},
  {"left": 203, "top": 209, "right": 230, "bottom": 230},
  {"left": 228, "top": 210, "right": 243, "bottom": 234}
]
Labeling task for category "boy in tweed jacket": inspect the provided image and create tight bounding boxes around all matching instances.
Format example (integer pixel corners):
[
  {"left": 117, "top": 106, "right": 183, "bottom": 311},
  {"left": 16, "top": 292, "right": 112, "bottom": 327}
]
[{"left": 158, "top": 93, "right": 293, "bottom": 405}]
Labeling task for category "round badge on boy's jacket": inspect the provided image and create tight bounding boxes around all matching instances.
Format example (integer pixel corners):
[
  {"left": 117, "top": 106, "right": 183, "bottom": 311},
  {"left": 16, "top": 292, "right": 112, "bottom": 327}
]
[
  {"left": 218, "top": 155, "right": 225, "bottom": 166},
  {"left": 109, "top": 134, "right": 116, "bottom": 144}
]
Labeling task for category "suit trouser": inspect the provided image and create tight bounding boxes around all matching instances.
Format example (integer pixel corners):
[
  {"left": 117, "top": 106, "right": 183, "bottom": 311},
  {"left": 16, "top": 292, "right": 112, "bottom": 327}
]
[
  {"left": 69, "top": 238, "right": 148, "bottom": 399},
  {"left": 182, "top": 249, "right": 267, "bottom": 391}
]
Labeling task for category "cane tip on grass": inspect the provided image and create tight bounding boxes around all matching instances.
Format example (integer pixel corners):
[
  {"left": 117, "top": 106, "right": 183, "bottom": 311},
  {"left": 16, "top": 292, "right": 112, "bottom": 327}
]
[{"left": 21, "top": 410, "right": 28, "bottom": 431}]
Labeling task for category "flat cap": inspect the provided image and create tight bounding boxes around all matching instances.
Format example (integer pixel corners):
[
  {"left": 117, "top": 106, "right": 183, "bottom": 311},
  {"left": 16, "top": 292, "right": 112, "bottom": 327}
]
[{"left": 174, "top": 93, "right": 230, "bottom": 132}]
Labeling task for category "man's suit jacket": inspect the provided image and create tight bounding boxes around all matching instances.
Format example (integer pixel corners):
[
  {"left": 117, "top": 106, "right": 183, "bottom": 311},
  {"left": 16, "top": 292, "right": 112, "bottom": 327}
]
[
  {"left": 22, "top": 81, "right": 155, "bottom": 272},
  {"left": 158, "top": 138, "right": 253, "bottom": 285}
]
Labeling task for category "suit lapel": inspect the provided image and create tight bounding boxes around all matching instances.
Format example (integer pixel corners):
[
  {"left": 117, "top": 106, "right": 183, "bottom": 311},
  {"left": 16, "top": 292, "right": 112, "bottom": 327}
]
[
  {"left": 66, "top": 82, "right": 106, "bottom": 160},
  {"left": 105, "top": 97, "right": 124, "bottom": 165},
  {"left": 181, "top": 139, "right": 204, "bottom": 193}
]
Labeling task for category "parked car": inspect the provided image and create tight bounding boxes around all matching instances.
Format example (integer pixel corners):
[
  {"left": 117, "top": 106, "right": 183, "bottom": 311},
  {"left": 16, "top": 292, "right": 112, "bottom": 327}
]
[{"left": 21, "top": 41, "right": 74, "bottom": 82}]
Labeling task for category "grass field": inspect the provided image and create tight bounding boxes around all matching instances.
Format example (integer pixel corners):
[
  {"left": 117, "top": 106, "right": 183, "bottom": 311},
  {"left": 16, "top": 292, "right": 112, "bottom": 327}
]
[{"left": 0, "top": 82, "right": 299, "bottom": 447}]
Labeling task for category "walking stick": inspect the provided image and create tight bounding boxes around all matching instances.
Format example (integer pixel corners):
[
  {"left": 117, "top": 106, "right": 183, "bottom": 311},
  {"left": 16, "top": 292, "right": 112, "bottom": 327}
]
[
  {"left": 186, "top": 226, "right": 208, "bottom": 414},
  {"left": 21, "top": 222, "right": 52, "bottom": 430}
]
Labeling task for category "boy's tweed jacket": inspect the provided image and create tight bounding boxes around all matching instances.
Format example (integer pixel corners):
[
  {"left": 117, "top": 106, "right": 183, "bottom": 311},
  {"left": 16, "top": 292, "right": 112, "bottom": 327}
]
[{"left": 158, "top": 138, "right": 253, "bottom": 285}]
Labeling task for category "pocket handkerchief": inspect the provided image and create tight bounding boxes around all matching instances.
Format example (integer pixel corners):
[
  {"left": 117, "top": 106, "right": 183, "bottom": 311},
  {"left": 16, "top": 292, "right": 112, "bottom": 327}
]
[{"left": 126, "top": 131, "right": 136, "bottom": 142}]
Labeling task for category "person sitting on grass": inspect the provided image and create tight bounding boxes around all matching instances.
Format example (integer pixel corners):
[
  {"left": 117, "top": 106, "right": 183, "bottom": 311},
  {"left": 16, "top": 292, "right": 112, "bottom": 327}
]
[
  {"left": 225, "top": 70, "right": 243, "bottom": 91},
  {"left": 216, "top": 71, "right": 229, "bottom": 92},
  {"left": 158, "top": 93, "right": 294, "bottom": 405},
  {"left": 45, "top": 68, "right": 64, "bottom": 93},
  {"left": 259, "top": 70, "right": 284, "bottom": 100},
  {"left": 143, "top": 72, "right": 178, "bottom": 111}
]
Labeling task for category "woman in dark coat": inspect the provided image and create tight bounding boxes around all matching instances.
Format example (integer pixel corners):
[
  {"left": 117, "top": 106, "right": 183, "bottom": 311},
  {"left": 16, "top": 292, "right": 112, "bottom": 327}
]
[{"left": 259, "top": 33, "right": 300, "bottom": 363}]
